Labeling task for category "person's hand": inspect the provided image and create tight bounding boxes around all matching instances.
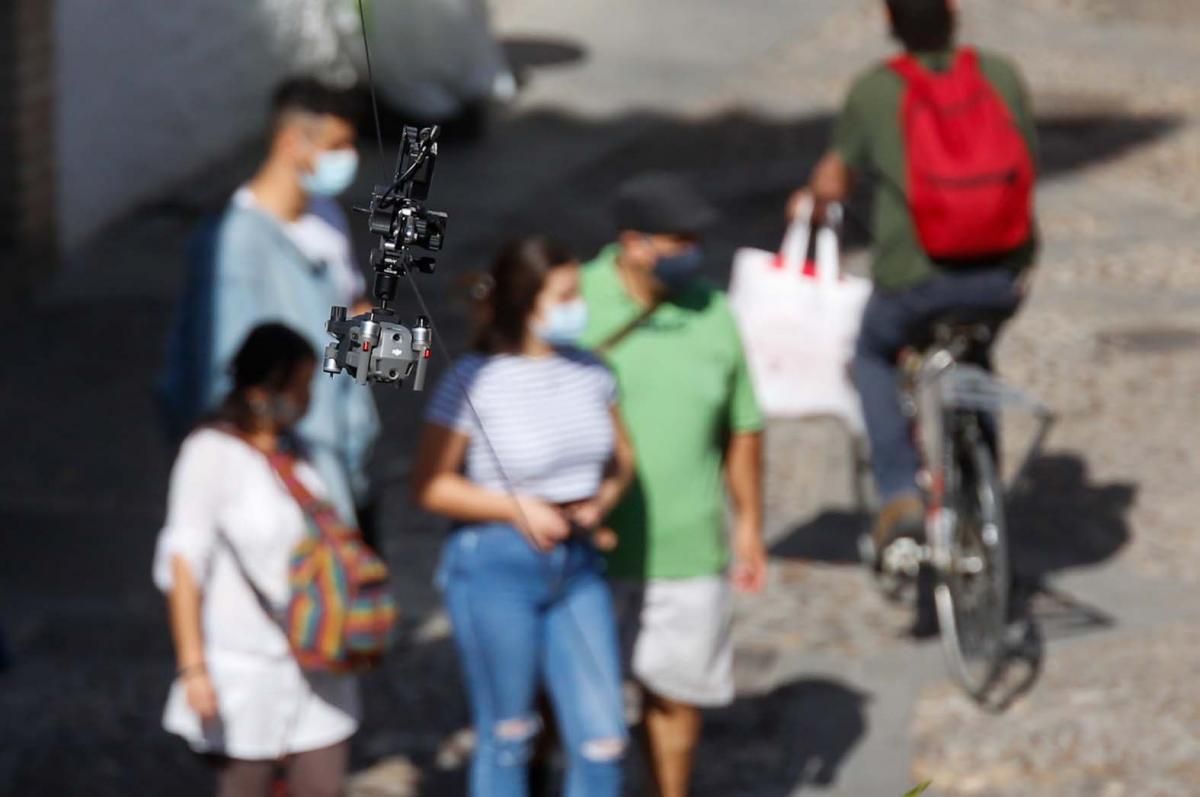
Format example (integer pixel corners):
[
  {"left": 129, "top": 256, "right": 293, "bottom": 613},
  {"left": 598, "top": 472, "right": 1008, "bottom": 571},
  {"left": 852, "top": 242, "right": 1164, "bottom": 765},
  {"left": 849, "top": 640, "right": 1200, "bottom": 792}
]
[
  {"left": 567, "top": 499, "right": 605, "bottom": 532},
  {"left": 351, "top": 299, "right": 375, "bottom": 317},
  {"left": 183, "top": 669, "right": 219, "bottom": 722},
  {"left": 731, "top": 520, "right": 768, "bottom": 594},
  {"left": 786, "top": 188, "right": 813, "bottom": 221},
  {"left": 512, "top": 496, "right": 571, "bottom": 552},
  {"left": 567, "top": 500, "right": 619, "bottom": 552},
  {"left": 786, "top": 187, "right": 834, "bottom": 226}
]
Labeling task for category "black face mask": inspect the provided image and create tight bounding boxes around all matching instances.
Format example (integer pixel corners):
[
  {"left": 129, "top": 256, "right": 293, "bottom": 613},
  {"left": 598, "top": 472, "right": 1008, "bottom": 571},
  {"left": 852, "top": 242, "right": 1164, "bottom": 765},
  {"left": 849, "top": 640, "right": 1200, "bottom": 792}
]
[{"left": 651, "top": 243, "right": 704, "bottom": 292}]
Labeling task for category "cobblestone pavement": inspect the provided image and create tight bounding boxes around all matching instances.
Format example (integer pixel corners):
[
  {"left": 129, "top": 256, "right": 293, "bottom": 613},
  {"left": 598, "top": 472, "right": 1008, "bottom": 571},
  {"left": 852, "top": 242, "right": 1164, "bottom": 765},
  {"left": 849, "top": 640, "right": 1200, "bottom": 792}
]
[
  {"left": 912, "top": 626, "right": 1200, "bottom": 796},
  {"left": 3, "top": 1, "right": 1200, "bottom": 796}
]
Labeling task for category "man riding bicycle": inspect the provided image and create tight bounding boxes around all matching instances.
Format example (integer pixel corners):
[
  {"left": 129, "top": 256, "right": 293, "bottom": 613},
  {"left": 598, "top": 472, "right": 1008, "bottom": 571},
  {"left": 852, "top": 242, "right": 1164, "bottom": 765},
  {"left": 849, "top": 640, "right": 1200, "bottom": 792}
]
[{"left": 789, "top": 0, "right": 1039, "bottom": 557}]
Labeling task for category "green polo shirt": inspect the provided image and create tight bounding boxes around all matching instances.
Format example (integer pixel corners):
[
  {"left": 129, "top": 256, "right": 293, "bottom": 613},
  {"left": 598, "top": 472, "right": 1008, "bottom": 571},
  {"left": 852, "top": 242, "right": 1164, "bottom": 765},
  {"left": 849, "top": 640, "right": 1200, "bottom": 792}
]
[
  {"left": 834, "top": 48, "right": 1039, "bottom": 291},
  {"left": 580, "top": 246, "right": 763, "bottom": 581}
]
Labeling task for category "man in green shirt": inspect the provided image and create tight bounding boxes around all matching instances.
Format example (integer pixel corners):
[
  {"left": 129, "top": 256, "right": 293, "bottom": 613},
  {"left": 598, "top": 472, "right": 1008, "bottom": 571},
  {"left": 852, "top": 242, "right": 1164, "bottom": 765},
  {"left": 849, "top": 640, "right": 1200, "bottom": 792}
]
[
  {"left": 789, "top": 0, "right": 1038, "bottom": 555},
  {"left": 581, "top": 173, "right": 765, "bottom": 797}
]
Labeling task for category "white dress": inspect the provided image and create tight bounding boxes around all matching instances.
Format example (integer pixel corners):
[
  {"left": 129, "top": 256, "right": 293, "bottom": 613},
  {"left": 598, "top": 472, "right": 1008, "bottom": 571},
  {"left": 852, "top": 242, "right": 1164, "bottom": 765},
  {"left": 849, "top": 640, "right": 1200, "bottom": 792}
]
[{"left": 153, "top": 429, "right": 360, "bottom": 760}]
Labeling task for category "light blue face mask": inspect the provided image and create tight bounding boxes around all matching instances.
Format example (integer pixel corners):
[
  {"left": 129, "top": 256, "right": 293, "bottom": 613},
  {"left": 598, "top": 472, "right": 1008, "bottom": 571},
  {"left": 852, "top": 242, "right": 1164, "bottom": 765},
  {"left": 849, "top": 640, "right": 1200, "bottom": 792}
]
[
  {"left": 301, "top": 148, "right": 359, "bottom": 197},
  {"left": 533, "top": 299, "right": 589, "bottom": 346}
]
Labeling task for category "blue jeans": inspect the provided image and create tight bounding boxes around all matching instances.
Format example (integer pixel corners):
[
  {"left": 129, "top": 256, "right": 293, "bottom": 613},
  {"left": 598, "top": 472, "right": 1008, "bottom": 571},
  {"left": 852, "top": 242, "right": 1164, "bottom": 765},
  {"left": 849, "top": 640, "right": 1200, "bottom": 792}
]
[
  {"left": 853, "top": 268, "right": 1023, "bottom": 502},
  {"left": 438, "top": 524, "right": 627, "bottom": 797}
]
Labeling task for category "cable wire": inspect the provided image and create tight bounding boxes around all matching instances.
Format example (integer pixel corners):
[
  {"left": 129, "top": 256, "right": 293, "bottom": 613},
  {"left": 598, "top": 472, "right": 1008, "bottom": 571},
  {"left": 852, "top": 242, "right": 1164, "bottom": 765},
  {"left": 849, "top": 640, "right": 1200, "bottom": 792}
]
[
  {"left": 354, "top": 0, "right": 539, "bottom": 542},
  {"left": 357, "top": 0, "right": 385, "bottom": 159},
  {"left": 352, "top": 2, "right": 623, "bottom": 712}
]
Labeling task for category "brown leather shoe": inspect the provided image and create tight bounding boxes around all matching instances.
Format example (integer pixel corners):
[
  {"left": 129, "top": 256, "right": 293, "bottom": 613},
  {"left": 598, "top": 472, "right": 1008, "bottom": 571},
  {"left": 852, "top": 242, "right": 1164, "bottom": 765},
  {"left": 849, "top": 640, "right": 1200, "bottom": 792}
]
[{"left": 871, "top": 493, "right": 926, "bottom": 554}]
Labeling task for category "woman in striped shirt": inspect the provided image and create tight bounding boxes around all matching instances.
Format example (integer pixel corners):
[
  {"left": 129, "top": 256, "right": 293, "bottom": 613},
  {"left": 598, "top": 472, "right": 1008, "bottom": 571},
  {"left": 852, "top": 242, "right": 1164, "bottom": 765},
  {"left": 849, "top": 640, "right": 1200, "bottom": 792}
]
[{"left": 413, "top": 237, "right": 634, "bottom": 797}]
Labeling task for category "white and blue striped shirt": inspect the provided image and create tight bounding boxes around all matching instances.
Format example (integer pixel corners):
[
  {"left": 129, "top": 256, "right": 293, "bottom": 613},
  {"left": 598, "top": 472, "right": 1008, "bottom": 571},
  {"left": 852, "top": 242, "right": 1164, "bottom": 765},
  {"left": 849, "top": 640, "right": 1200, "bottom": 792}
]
[{"left": 425, "top": 349, "right": 618, "bottom": 503}]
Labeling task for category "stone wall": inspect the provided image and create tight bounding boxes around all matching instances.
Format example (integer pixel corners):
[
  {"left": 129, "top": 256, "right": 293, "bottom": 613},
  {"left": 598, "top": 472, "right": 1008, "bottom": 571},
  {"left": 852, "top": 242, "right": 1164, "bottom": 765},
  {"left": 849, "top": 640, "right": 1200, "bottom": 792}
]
[
  {"left": 53, "top": 0, "right": 319, "bottom": 252},
  {"left": 0, "top": 0, "right": 56, "bottom": 297}
]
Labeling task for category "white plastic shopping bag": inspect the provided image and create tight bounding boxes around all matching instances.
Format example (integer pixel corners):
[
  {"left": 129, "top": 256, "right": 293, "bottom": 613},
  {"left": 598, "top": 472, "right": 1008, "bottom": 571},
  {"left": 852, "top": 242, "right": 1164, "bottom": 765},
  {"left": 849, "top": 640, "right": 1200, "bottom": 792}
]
[{"left": 728, "top": 201, "right": 871, "bottom": 429}]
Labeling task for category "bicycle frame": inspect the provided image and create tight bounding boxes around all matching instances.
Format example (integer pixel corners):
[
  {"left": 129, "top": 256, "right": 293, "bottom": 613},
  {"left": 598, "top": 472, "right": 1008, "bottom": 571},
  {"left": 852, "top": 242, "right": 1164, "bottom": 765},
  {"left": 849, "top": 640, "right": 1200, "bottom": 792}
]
[
  {"left": 905, "top": 336, "right": 1054, "bottom": 698},
  {"left": 920, "top": 350, "right": 1056, "bottom": 490}
]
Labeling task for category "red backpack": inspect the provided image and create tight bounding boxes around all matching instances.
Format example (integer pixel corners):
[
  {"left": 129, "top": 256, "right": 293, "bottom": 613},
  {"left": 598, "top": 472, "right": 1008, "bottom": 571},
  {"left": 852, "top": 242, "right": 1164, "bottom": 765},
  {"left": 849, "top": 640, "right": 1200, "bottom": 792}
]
[{"left": 890, "top": 48, "right": 1035, "bottom": 260}]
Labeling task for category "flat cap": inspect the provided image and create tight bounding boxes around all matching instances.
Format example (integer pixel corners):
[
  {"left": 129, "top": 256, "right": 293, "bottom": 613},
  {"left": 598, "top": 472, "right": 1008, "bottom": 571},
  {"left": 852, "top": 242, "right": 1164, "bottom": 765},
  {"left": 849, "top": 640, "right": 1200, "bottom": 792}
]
[{"left": 615, "top": 172, "right": 718, "bottom": 236}]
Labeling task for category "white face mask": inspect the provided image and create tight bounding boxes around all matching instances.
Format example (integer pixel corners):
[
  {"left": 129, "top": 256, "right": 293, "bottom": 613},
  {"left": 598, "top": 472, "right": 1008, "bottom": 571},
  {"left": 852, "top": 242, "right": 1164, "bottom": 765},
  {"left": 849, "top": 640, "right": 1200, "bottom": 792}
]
[{"left": 532, "top": 299, "right": 589, "bottom": 346}]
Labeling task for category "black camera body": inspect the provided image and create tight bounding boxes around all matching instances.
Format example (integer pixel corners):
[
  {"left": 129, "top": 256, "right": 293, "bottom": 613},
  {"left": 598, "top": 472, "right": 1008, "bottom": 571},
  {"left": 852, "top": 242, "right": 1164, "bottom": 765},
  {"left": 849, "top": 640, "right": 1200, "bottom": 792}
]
[
  {"left": 324, "top": 125, "right": 447, "bottom": 388},
  {"left": 363, "top": 125, "right": 447, "bottom": 300}
]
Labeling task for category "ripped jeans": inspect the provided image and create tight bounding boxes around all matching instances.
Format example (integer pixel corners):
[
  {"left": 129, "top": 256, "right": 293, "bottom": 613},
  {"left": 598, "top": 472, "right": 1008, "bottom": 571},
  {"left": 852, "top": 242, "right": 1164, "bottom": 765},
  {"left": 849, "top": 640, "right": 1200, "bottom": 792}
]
[{"left": 439, "top": 524, "right": 627, "bottom": 797}]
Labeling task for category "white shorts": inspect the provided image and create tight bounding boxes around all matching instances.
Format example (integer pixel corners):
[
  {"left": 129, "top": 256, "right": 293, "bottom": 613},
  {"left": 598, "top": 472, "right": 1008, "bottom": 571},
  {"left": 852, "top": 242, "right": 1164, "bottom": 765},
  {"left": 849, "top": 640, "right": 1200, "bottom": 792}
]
[{"left": 610, "top": 575, "right": 735, "bottom": 708}]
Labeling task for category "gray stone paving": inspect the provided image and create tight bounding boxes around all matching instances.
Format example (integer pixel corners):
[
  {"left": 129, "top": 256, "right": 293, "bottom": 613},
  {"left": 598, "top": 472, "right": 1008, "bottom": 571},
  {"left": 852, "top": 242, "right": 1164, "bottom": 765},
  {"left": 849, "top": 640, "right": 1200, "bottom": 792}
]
[{"left": 2, "top": 1, "right": 1199, "bottom": 795}]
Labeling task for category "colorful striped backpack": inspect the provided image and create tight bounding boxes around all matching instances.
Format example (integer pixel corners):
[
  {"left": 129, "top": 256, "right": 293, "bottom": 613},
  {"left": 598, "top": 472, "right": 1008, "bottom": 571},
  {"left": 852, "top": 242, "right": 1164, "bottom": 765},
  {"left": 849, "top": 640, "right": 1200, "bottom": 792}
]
[{"left": 264, "top": 449, "right": 398, "bottom": 672}]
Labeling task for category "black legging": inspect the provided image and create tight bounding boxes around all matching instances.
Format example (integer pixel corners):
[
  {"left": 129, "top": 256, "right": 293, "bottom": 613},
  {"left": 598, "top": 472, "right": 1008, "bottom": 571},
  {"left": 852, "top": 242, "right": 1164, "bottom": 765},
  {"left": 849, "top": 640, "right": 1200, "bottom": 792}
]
[{"left": 213, "top": 740, "right": 348, "bottom": 797}]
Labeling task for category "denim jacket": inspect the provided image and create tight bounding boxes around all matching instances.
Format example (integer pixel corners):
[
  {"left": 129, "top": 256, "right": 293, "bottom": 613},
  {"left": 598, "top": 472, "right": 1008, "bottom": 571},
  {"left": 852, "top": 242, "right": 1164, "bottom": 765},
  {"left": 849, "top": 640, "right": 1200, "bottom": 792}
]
[{"left": 206, "top": 202, "right": 380, "bottom": 517}]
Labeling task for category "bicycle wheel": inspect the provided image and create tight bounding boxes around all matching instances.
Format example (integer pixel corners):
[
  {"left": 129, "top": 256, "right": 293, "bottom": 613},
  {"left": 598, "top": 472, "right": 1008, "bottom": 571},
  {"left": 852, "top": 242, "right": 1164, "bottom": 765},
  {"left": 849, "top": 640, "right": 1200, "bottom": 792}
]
[{"left": 933, "top": 417, "right": 1010, "bottom": 699}]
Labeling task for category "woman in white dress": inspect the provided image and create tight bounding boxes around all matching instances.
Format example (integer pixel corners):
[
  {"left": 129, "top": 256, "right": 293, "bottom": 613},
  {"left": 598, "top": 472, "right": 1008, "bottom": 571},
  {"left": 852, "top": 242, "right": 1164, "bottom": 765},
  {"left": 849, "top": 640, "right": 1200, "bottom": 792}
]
[{"left": 154, "top": 323, "right": 359, "bottom": 797}]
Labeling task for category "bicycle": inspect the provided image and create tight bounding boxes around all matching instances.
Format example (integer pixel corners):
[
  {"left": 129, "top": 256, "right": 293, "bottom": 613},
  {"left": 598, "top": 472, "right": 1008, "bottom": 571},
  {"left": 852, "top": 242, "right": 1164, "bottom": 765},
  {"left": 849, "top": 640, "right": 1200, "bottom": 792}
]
[{"left": 863, "top": 310, "right": 1054, "bottom": 699}]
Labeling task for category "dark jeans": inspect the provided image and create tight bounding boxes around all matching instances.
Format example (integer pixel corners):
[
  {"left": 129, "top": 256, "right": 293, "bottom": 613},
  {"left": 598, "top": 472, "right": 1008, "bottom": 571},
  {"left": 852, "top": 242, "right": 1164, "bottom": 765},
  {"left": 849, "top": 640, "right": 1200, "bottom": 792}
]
[{"left": 853, "top": 268, "right": 1023, "bottom": 502}]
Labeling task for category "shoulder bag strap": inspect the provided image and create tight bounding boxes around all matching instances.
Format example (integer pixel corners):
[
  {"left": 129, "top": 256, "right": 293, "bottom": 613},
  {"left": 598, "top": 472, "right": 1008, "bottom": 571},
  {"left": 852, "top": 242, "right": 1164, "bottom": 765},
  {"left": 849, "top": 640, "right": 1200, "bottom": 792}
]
[
  {"left": 216, "top": 529, "right": 285, "bottom": 625},
  {"left": 262, "top": 451, "right": 349, "bottom": 540},
  {"left": 595, "top": 301, "right": 661, "bottom": 356},
  {"left": 195, "top": 423, "right": 287, "bottom": 624},
  {"left": 208, "top": 423, "right": 347, "bottom": 542}
]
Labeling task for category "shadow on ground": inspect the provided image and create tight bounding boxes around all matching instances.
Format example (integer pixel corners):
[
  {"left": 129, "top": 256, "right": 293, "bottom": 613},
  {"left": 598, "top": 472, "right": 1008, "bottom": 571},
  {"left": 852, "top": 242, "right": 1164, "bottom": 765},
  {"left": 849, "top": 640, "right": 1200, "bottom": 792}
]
[
  {"left": 978, "top": 454, "right": 1134, "bottom": 707},
  {"left": 1007, "top": 454, "right": 1136, "bottom": 582},
  {"left": 770, "top": 510, "right": 866, "bottom": 565},
  {"left": 693, "top": 678, "right": 869, "bottom": 795},
  {"left": 771, "top": 453, "right": 1135, "bottom": 575},
  {"left": 501, "top": 35, "right": 588, "bottom": 85}
]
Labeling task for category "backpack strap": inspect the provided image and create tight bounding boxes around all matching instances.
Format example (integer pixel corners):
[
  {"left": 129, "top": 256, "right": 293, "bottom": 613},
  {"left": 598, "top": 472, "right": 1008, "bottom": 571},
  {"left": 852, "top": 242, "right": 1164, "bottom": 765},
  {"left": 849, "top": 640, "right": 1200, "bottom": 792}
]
[
  {"left": 955, "top": 46, "right": 979, "bottom": 72},
  {"left": 889, "top": 47, "right": 978, "bottom": 84},
  {"left": 888, "top": 53, "right": 926, "bottom": 84}
]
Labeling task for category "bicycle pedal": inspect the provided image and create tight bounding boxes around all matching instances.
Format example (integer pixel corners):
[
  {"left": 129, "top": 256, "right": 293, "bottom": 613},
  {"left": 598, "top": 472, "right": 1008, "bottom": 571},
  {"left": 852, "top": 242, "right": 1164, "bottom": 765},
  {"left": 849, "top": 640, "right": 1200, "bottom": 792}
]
[{"left": 881, "top": 538, "right": 927, "bottom": 578}]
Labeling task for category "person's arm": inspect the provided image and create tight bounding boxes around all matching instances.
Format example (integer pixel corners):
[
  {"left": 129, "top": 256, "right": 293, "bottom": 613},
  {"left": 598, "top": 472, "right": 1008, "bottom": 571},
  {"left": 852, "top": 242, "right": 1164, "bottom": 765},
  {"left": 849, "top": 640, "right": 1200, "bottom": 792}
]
[
  {"left": 411, "top": 423, "right": 570, "bottom": 552},
  {"left": 726, "top": 431, "right": 766, "bottom": 594},
  {"left": 167, "top": 556, "right": 218, "bottom": 721},
  {"left": 788, "top": 73, "right": 872, "bottom": 220},
  {"left": 153, "top": 435, "right": 226, "bottom": 721},
  {"left": 811, "top": 150, "right": 855, "bottom": 206},
  {"left": 567, "top": 407, "right": 636, "bottom": 549},
  {"left": 788, "top": 148, "right": 857, "bottom": 222},
  {"left": 594, "top": 407, "right": 636, "bottom": 520},
  {"left": 724, "top": 315, "right": 768, "bottom": 593}
]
